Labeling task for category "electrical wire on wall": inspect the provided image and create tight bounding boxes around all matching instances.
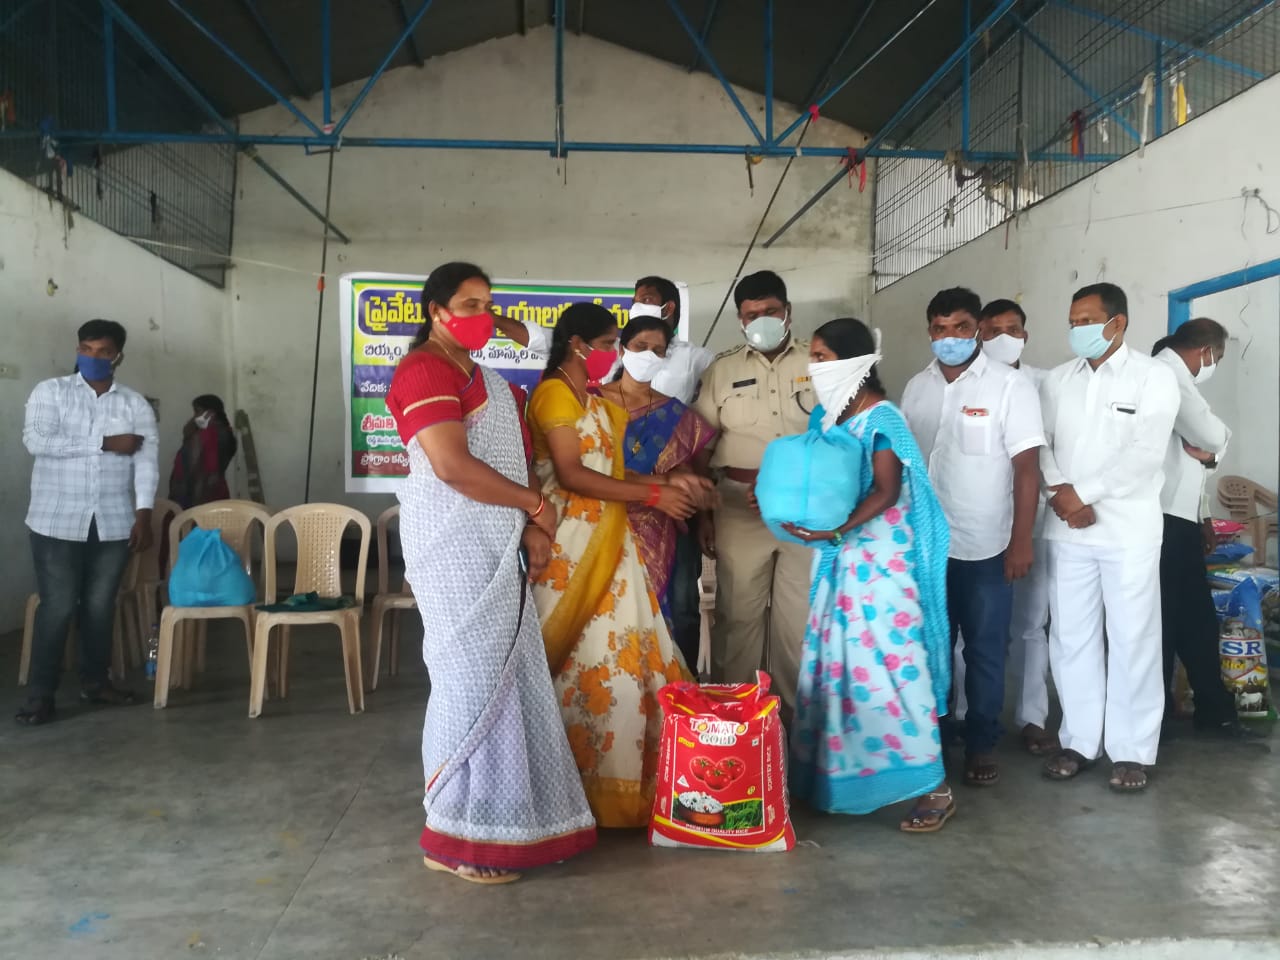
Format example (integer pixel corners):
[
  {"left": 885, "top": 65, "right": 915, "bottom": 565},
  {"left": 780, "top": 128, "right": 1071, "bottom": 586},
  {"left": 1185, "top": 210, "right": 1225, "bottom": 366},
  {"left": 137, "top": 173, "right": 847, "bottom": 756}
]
[{"left": 303, "top": 148, "right": 338, "bottom": 503}]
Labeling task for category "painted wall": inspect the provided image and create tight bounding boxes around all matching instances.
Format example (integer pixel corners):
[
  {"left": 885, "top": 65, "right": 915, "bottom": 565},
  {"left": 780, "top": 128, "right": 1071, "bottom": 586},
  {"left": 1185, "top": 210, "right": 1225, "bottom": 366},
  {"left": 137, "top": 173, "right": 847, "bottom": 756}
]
[
  {"left": 229, "top": 27, "right": 874, "bottom": 516},
  {"left": 0, "top": 167, "right": 232, "bottom": 631},
  {"left": 868, "top": 73, "right": 1280, "bottom": 425}
]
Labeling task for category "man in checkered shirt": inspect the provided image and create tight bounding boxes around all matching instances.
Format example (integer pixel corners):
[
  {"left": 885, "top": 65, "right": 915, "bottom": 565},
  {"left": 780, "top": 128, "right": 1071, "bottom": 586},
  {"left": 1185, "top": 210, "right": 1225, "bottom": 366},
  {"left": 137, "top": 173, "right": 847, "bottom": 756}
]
[{"left": 17, "top": 319, "right": 159, "bottom": 726}]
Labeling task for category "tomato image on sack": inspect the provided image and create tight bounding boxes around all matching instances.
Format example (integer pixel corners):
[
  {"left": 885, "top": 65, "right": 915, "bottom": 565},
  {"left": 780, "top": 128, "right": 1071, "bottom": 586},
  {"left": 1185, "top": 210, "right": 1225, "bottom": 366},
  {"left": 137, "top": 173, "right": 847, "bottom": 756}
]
[{"left": 648, "top": 671, "right": 796, "bottom": 852}]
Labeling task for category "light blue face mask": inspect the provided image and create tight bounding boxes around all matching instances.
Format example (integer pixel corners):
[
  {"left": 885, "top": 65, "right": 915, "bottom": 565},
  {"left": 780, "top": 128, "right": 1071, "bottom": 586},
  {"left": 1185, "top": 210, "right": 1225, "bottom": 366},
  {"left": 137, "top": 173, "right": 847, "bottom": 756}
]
[
  {"left": 931, "top": 335, "right": 978, "bottom": 367},
  {"left": 1068, "top": 319, "right": 1115, "bottom": 360}
]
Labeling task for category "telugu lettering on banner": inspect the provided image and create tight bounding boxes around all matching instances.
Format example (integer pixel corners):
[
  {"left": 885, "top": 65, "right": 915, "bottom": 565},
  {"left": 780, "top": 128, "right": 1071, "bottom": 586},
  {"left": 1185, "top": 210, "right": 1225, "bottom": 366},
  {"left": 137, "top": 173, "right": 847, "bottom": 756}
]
[{"left": 338, "top": 271, "right": 690, "bottom": 494}]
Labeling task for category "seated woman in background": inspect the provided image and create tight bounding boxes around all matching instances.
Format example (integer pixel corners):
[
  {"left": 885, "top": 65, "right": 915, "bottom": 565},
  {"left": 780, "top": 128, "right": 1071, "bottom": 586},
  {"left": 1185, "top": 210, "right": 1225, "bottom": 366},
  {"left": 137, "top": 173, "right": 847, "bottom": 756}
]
[
  {"left": 168, "top": 394, "right": 237, "bottom": 508},
  {"left": 527, "top": 302, "right": 711, "bottom": 828},
  {"left": 782, "top": 317, "right": 956, "bottom": 834},
  {"left": 386, "top": 262, "right": 596, "bottom": 884},
  {"left": 597, "top": 316, "right": 716, "bottom": 669}
]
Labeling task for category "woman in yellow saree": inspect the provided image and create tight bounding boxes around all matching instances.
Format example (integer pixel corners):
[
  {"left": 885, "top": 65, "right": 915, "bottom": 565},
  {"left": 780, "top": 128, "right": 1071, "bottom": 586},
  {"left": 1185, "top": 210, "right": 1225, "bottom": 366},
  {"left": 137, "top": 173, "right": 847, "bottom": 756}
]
[{"left": 528, "top": 302, "right": 711, "bottom": 827}]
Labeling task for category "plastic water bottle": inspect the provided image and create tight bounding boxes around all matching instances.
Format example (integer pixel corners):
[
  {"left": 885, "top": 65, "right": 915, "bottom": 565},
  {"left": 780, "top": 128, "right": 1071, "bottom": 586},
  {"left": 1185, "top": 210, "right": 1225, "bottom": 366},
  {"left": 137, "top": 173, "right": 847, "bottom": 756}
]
[{"left": 145, "top": 624, "right": 159, "bottom": 680}]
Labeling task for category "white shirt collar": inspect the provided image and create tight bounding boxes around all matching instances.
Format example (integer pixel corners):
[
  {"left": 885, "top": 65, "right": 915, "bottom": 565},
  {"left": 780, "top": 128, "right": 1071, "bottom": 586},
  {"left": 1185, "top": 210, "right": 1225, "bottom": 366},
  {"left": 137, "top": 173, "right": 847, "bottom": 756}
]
[{"left": 927, "top": 346, "right": 988, "bottom": 381}]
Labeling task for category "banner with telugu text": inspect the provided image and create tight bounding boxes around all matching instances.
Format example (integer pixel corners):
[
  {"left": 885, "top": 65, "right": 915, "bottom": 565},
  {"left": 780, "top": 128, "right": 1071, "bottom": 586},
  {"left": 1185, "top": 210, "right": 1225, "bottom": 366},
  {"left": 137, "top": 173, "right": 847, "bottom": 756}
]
[{"left": 338, "top": 271, "right": 690, "bottom": 494}]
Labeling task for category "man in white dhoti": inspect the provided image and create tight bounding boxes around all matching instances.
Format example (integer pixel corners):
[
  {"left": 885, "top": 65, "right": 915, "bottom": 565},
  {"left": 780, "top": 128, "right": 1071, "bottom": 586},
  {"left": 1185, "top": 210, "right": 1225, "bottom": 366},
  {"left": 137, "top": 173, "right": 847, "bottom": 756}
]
[{"left": 1038, "top": 283, "right": 1179, "bottom": 793}]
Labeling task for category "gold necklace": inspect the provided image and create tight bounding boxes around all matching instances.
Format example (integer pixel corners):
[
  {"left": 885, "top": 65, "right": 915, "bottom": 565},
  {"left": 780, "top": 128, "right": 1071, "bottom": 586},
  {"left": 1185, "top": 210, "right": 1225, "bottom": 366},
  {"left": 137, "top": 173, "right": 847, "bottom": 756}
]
[
  {"left": 622, "top": 379, "right": 655, "bottom": 456},
  {"left": 426, "top": 339, "right": 473, "bottom": 380},
  {"left": 556, "top": 366, "right": 588, "bottom": 408}
]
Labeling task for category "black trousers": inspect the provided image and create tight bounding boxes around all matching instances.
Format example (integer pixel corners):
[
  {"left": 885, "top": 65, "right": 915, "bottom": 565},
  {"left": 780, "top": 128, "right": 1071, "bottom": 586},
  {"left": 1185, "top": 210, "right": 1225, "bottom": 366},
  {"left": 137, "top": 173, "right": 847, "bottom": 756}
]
[{"left": 1160, "top": 514, "right": 1235, "bottom": 727}]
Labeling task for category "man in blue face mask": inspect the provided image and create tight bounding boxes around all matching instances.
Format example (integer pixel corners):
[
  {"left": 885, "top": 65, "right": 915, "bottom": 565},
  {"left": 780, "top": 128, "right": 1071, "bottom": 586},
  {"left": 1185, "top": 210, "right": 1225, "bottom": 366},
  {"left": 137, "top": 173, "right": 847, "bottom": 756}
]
[
  {"left": 901, "top": 287, "right": 1046, "bottom": 789},
  {"left": 17, "top": 320, "right": 159, "bottom": 726},
  {"left": 1038, "top": 283, "right": 1180, "bottom": 793}
]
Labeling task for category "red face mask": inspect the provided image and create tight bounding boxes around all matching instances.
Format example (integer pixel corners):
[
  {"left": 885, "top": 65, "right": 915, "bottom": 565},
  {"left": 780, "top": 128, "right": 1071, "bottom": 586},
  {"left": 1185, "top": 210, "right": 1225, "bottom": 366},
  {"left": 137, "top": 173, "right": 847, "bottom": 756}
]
[
  {"left": 579, "top": 347, "right": 619, "bottom": 384},
  {"left": 438, "top": 309, "right": 494, "bottom": 351}
]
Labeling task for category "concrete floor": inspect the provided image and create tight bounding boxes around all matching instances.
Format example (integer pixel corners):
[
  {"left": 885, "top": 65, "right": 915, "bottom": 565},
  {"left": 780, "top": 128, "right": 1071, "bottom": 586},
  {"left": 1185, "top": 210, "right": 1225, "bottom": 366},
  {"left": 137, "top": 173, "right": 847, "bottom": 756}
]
[{"left": 3, "top": 622, "right": 1279, "bottom": 960}]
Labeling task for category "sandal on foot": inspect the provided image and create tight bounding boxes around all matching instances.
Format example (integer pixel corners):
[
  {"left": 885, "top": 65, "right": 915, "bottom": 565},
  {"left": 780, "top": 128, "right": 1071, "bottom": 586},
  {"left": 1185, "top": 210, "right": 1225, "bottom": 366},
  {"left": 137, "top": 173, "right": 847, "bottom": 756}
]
[
  {"left": 79, "top": 684, "right": 138, "bottom": 706},
  {"left": 964, "top": 754, "right": 1000, "bottom": 787},
  {"left": 1022, "top": 724, "right": 1060, "bottom": 757},
  {"left": 14, "top": 698, "right": 56, "bottom": 727},
  {"left": 1108, "top": 761, "right": 1148, "bottom": 793},
  {"left": 899, "top": 788, "right": 956, "bottom": 834},
  {"left": 423, "top": 855, "right": 521, "bottom": 885},
  {"left": 1043, "top": 749, "right": 1096, "bottom": 781}
]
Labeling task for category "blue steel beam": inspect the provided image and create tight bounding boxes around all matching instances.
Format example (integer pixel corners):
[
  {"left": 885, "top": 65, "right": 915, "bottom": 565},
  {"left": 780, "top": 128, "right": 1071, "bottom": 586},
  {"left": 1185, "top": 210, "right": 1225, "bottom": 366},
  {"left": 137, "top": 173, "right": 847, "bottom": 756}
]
[
  {"left": 687, "top": 0, "right": 721, "bottom": 72},
  {"left": 0, "top": 0, "right": 41, "bottom": 35},
  {"left": 238, "top": 0, "right": 307, "bottom": 98},
  {"left": 763, "top": 0, "right": 773, "bottom": 143},
  {"left": 664, "top": 0, "right": 764, "bottom": 144},
  {"left": 1051, "top": 0, "right": 1266, "bottom": 81},
  {"left": 322, "top": 0, "right": 332, "bottom": 126},
  {"left": 555, "top": 0, "right": 565, "bottom": 155},
  {"left": 961, "top": 0, "right": 971, "bottom": 151},
  {"left": 397, "top": 0, "right": 426, "bottom": 66},
  {"left": 332, "top": 0, "right": 437, "bottom": 137},
  {"left": 802, "top": 0, "right": 877, "bottom": 109},
  {"left": 1013, "top": 14, "right": 1142, "bottom": 143},
  {"left": 165, "top": 0, "right": 322, "bottom": 136},
  {"left": 772, "top": 0, "right": 945, "bottom": 147},
  {"left": 32, "top": 128, "right": 1119, "bottom": 164},
  {"left": 96, "top": 0, "right": 349, "bottom": 242},
  {"left": 104, "top": 8, "right": 117, "bottom": 131}
]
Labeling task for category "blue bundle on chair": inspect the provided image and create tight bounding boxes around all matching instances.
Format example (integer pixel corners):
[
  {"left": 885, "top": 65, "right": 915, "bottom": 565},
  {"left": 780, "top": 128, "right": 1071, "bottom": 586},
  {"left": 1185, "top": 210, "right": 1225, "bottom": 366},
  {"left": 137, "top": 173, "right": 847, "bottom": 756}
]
[{"left": 168, "top": 528, "right": 255, "bottom": 607}]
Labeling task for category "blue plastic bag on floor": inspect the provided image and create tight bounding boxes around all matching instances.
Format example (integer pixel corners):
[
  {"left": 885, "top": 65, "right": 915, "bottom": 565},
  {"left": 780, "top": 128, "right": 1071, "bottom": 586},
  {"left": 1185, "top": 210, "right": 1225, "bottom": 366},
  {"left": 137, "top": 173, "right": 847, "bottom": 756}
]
[
  {"left": 756, "top": 427, "right": 864, "bottom": 545},
  {"left": 168, "top": 527, "right": 255, "bottom": 607}
]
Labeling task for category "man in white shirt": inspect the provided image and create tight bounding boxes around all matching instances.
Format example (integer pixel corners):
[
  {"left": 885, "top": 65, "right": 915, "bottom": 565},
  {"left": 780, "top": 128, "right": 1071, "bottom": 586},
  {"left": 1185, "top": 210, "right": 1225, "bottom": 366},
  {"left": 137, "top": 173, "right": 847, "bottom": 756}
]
[
  {"left": 1152, "top": 318, "right": 1260, "bottom": 742},
  {"left": 901, "top": 288, "right": 1045, "bottom": 787},
  {"left": 977, "top": 298, "right": 1059, "bottom": 756},
  {"left": 628, "top": 275, "right": 716, "bottom": 405},
  {"left": 18, "top": 320, "right": 159, "bottom": 726},
  {"left": 1040, "top": 283, "right": 1179, "bottom": 792}
]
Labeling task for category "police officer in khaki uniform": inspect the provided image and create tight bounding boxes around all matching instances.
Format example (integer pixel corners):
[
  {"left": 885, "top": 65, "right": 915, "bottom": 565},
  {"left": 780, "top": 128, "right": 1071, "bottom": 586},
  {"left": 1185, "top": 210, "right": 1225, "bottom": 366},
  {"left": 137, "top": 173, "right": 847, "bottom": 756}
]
[{"left": 693, "top": 271, "right": 815, "bottom": 708}]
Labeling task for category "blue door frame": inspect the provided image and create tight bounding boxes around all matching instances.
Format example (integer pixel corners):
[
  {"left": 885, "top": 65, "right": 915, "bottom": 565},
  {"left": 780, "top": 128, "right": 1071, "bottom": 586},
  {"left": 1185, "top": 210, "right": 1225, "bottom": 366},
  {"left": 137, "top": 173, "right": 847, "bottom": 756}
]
[{"left": 1167, "top": 257, "right": 1280, "bottom": 332}]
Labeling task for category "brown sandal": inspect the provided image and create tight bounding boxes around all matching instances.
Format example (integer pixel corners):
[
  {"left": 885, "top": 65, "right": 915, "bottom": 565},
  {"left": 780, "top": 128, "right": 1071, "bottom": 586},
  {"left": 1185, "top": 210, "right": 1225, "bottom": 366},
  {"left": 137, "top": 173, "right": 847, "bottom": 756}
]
[
  {"left": 423, "top": 855, "right": 521, "bottom": 885},
  {"left": 899, "top": 788, "right": 956, "bottom": 833},
  {"left": 1043, "top": 749, "right": 1096, "bottom": 781},
  {"left": 1108, "top": 762, "right": 1148, "bottom": 793},
  {"left": 964, "top": 754, "right": 1000, "bottom": 787},
  {"left": 1021, "top": 723, "right": 1060, "bottom": 757}
]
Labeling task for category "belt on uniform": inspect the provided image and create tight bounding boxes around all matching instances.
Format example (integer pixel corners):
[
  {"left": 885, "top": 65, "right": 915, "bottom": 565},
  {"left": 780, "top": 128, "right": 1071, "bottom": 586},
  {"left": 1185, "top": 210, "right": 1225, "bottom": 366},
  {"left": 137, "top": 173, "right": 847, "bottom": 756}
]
[{"left": 721, "top": 466, "right": 759, "bottom": 485}]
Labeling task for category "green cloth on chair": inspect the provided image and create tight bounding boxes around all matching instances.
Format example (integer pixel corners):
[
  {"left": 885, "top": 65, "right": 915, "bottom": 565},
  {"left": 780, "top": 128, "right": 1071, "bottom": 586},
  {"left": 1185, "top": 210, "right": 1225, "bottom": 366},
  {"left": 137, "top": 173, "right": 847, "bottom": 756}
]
[{"left": 256, "top": 592, "right": 355, "bottom": 613}]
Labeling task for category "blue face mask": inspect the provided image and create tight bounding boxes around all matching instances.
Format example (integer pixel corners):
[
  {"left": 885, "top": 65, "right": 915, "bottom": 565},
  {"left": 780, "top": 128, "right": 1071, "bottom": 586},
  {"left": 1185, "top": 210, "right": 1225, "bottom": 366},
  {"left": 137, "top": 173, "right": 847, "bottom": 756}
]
[
  {"left": 76, "top": 354, "right": 116, "bottom": 381},
  {"left": 1068, "top": 320, "right": 1114, "bottom": 360},
  {"left": 931, "top": 336, "right": 978, "bottom": 367}
]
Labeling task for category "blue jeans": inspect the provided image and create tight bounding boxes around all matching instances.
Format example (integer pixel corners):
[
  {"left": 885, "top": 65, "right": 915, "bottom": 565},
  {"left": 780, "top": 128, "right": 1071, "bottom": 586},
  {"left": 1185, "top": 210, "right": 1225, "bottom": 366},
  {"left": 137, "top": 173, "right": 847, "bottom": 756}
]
[
  {"left": 27, "top": 522, "right": 133, "bottom": 701},
  {"left": 667, "top": 527, "right": 703, "bottom": 671},
  {"left": 947, "top": 554, "right": 1013, "bottom": 755}
]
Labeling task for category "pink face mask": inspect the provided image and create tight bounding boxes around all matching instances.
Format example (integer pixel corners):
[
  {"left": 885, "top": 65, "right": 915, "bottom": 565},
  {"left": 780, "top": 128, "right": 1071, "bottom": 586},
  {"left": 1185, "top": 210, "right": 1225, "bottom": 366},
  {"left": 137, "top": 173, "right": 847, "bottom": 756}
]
[{"left": 579, "top": 347, "right": 619, "bottom": 384}]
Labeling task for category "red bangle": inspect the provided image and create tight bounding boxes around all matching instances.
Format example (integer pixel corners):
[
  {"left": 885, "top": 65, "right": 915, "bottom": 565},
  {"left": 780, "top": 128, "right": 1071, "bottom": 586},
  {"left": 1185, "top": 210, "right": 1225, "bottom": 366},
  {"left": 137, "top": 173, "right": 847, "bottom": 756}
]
[
  {"left": 644, "top": 484, "right": 661, "bottom": 507},
  {"left": 529, "top": 494, "right": 546, "bottom": 519}
]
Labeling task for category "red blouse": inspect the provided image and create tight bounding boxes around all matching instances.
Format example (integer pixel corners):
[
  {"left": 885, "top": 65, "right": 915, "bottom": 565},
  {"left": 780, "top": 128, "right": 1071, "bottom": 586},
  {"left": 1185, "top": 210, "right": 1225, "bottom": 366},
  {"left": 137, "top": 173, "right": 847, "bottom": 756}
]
[{"left": 386, "top": 350, "right": 532, "bottom": 464}]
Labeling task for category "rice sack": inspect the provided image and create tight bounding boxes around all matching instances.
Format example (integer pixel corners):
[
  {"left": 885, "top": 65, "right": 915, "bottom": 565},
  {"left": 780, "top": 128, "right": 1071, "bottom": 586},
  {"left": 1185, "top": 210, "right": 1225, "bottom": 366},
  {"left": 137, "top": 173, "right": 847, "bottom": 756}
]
[{"left": 649, "top": 672, "right": 795, "bottom": 852}]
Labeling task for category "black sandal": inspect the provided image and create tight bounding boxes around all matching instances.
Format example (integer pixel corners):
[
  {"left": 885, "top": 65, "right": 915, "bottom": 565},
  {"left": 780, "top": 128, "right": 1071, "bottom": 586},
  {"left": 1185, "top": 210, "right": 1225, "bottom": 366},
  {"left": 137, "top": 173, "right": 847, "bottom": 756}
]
[
  {"left": 15, "top": 698, "right": 56, "bottom": 726},
  {"left": 1108, "top": 761, "right": 1148, "bottom": 793},
  {"left": 964, "top": 754, "right": 1000, "bottom": 787},
  {"left": 899, "top": 787, "right": 957, "bottom": 833},
  {"left": 1043, "top": 749, "right": 1096, "bottom": 781}
]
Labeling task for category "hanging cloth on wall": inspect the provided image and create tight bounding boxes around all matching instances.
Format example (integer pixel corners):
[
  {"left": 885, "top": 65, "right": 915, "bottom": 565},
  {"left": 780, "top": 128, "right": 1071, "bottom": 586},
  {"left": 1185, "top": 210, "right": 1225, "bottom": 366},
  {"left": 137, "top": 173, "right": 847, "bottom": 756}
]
[
  {"left": 1173, "top": 73, "right": 1190, "bottom": 126},
  {"left": 1138, "top": 72, "right": 1156, "bottom": 157},
  {"left": 1068, "top": 111, "right": 1085, "bottom": 159}
]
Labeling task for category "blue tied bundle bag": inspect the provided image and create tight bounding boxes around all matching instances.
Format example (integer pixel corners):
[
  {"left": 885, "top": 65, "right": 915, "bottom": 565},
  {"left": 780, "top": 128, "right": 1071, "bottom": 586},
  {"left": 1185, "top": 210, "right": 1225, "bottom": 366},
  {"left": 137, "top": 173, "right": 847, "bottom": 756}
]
[
  {"left": 755, "top": 425, "right": 864, "bottom": 545},
  {"left": 168, "top": 527, "right": 255, "bottom": 607}
]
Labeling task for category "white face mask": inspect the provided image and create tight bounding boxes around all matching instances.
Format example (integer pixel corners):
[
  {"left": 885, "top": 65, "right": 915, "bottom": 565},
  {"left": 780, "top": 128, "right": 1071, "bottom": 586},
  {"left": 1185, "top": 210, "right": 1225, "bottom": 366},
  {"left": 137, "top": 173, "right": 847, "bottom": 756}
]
[
  {"left": 628, "top": 302, "right": 665, "bottom": 322},
  {"left": 981, "top": 333, "right": 1026, "bottom": 366},
  {"left": 1193, "top": 349, "right": 1217, "bottom": 384},
  {"left": 621, "top": 349, "right": 665, "bottom": 384},
  {"left": 194, "top": 412, "right": 214, "bottom": 429},
  {"left": 808, "top": 351, "right": 882, "bottom": 431},
  {"left": 743, "top": 313, "right": 789, "bottom": 352}
]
